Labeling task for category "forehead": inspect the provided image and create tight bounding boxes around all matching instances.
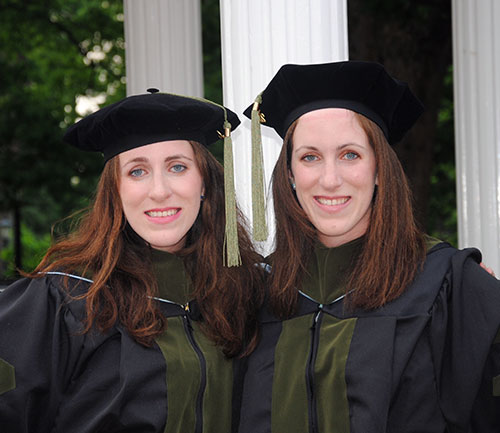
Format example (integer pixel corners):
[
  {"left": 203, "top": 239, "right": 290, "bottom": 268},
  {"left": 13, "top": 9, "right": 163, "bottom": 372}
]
[
  {"left": 292, "top": 108, "right": 367, "bottom": 146},
  {"left": 295, "top": 108, "right": 363, "bottom": 132},
  {"left": 118, "top": 139, "right": 194, "bottom": 163}
]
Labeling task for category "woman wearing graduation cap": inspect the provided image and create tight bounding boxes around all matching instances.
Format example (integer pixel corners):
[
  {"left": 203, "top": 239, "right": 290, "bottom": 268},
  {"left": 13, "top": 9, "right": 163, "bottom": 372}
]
[
  {"left": 237, "top": 61, "right": 500, "bottom": 432},
  {"left": 0, "top": 91, "right": 263, "bottom": 432}
]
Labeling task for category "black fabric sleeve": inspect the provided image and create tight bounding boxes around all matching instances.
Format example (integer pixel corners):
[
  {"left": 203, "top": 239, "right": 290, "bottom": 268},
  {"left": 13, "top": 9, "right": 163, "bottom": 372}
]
[
  {"left": 0, "top": 277, "right": 86, "bottom": 432},
  {"left": 430, "top": 248, "right": 500, "bottom": 431},
  {"left": 0, "top": 276, "right": 168, "bottom": 433}
]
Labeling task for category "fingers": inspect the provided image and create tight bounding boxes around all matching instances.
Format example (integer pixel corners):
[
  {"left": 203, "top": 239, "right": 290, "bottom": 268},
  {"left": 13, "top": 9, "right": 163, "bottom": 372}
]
[{"left": 480, "top": 262, "right": 496, "bottom": 277}]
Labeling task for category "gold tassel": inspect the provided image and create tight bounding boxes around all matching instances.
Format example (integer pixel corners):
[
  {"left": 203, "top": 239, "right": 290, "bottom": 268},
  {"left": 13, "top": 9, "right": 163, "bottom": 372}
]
[
  {"left": 251, "top": 94, "right": 268, "bottom": 241},
  {"left": 223, "top": 120, "right": 242, "bottom": 267}
]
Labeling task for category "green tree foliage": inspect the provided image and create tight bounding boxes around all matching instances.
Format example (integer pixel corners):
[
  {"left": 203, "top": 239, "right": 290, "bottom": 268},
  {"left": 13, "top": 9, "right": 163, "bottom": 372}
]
[
  {"left": 0, "top": 0, "right": 126, "bottom": 274},
  {"left": 0, "top": 224, "right": 51, "bottom": 278},
  {"left": 201, "top": 0, "right": 222, "bottom": 105},
  {"left": 428, "top": 66, "right": 457, "bottom": 245},
  {"left": 201, "top": 0, "right": 224, "bottom": 163}
]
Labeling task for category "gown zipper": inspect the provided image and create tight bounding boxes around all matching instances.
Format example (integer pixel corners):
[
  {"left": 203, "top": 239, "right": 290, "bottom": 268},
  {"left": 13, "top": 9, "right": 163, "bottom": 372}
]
[
  {"left": 155, "top": 298, "right": 207, "bottom": 433},
  {"left": 306, "top": 304, "right": 323, "bottom": 433},
  {"left": 181, "top": 304, "right": 207, "bottom": 433},
  {"left": 298, "top": 290, "right": 348, "bottom": 433}
]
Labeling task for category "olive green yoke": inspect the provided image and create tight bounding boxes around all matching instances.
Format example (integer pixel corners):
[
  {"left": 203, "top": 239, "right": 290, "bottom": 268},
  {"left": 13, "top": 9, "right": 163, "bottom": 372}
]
[
  {"left": 301, "top": 235, "right": 442, "bottom": 305},
  {"left": 300, "top": 237, "right": 364, "bottom": 304},
  {"left": 151, "top": 248, "right": 233, "bottom": 433},
  {"left": 151, "top": 248, "right": 192, "bottom": 305}
]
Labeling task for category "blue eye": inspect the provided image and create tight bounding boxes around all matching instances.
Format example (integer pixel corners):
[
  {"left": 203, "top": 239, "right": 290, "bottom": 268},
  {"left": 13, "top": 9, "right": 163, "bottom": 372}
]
[
  {"left": 302, "top": 154, "right": 318, "bottom": 162},
  {"left": 130, "top": 168, "right": 145, "bottom": 177},
  {"left": 343, "top": 152, "right": 359, "bottom": 160},
  {"left": 171, "top": 164, "right": 186, "bottom": 173}
]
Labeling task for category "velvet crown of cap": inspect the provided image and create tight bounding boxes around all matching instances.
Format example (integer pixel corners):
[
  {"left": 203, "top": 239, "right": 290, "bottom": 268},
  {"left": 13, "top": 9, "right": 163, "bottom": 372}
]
[
  {"left": 243, "top": 60, "right": 424, "bottom": 145},
  {"left": 64, "top": 92, "right": 241, "bottom": 161}
]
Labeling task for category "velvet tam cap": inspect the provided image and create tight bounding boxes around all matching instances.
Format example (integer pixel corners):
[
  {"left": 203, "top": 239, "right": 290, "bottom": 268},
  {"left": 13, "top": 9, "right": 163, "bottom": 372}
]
[
  {"left": 64, "top": 90, "right": 241, "bottom": 161},
  {"left": 244, "top": 61, "right": 424, "bottom": 145}
]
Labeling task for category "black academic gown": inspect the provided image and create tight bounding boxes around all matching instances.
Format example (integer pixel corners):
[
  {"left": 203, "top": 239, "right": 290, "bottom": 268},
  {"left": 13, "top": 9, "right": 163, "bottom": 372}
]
[
  {"left": 237, "top": 240, "right": 500, "bottom": 433},
  {"left": 0, "top": 251, "right": 234, "bottom": 433}
]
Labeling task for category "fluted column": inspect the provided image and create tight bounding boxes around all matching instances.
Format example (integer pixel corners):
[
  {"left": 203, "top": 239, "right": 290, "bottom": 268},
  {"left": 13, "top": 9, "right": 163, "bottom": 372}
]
[
  {"left": 452, "top": 0, "right": 500, "bottom": 274},
  {"left": 219, "top": 0, "right": 348, "bottom": 254},
  {"left": 123, "top": 0, "right": 203, "bottom": 97}
]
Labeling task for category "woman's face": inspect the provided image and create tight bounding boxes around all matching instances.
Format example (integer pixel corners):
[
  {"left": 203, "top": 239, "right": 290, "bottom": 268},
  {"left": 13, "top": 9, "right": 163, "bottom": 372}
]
[
  {"left": 119, "top": 140, "right": 204, "bottom": 253},
  {"left": 290, "top": 108, "right": 377, "bottom": 248}
]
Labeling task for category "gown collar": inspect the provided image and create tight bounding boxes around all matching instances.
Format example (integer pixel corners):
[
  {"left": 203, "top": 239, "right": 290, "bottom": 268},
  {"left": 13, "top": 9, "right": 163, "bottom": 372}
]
[
  {"left": 150, "top": 249, "right": 192, "bottom": 305},
  {"left": 300, "top": 237, "right": 364, "bottom": 305}
]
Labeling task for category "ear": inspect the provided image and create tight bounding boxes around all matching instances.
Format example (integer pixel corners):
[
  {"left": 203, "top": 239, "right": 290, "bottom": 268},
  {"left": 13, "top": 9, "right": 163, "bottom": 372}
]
[
  {"left": 288, "top": 169, "right": 294, "bottom": 185},
  {"left": 375, "top": 174, "right": 379, "bottom": 186}
]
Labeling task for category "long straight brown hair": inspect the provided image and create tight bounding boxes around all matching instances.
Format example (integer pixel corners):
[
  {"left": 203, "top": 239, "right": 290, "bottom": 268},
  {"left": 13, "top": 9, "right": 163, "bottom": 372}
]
[
  {"left": 30, "top": 141, "right": 264, "bottom": 357},
  {"left": 269, "top": 112, "right": 426, "bottom": 318}
]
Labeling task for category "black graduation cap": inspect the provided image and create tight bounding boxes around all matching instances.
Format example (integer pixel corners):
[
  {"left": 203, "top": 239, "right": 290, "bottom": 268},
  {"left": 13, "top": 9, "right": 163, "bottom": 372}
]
[
  {"left": 64, "top": 90, "right": 243, "bottom": 267},
  {"left": 243, "top": 60, "right": 424, "bottom": 145},
  {"left": 64, "top": 90, "right": 241, "bottom": 161}
]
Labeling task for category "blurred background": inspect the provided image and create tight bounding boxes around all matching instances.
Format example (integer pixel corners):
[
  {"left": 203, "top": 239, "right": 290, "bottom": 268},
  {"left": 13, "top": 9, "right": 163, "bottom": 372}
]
[{"left": 0, "top": 0, "right": 457, "bottom": 283}]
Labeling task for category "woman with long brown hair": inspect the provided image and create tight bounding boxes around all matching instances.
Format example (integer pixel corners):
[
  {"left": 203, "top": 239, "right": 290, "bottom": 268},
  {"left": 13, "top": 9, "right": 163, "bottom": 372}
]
[
  {"left": 237, "top": 61, "right": 500, "bottom": 432},
  {"left": 0, "top": 91, "right": 263, "bottom": 432}
]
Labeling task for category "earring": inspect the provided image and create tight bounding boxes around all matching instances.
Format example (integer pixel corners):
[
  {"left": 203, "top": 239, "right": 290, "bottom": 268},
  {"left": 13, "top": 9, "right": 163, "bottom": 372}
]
[
  {"left": 200, "top": 194, "right": 205, "bottom": 201},
  {"left": 291, "top": 183, "right": 296, "bottom": 191}
]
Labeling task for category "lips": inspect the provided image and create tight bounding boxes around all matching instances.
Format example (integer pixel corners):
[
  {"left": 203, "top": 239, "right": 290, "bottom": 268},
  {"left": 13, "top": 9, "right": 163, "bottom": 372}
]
[
  {"left": 145, "top": 208, "right": 179, "bottom": 217},
  {"left": 315, "top": 196, "right": 349, "bottom": 206}
]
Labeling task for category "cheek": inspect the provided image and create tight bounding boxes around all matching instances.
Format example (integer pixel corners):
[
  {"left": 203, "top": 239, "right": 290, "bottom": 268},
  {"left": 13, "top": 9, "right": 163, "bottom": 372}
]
[
  {"left": 118, "top": 182, "right": 130, "bottom": 205},
  {"left": 353, "top": 159, "right": 377, "bottom": 185},
  {"left": 358, "top": 171, "right": 377, "bottom": 197},
  {"left": 119, "top": 181, "right": 143, "bottom": 208},
  {"left": 181, "top": 176, "right": 204, "bottom": 201},
  {"left": 291, "top": 164, "right": 312, "bottom": 188},
  {"left": 351, "top": 172, "right": 369, "bottom": 186}
]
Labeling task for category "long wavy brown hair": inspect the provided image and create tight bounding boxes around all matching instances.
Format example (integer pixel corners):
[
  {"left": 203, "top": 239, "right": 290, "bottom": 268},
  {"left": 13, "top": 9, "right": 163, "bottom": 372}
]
[
  {"left": 30, "top": 141, "right": 264, "bottom": 357},
  {"left": 269, "top": 112, "right": 426, "bottom": 318}
]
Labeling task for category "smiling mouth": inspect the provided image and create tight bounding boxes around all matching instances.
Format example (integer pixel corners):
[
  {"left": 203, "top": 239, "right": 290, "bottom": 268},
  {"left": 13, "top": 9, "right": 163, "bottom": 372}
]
[
  {"left": 145, "top": 209, "right": 179, "bottom": 217},
  {"left": 315, "top": 197, "right": 349, "bottom": 206}
]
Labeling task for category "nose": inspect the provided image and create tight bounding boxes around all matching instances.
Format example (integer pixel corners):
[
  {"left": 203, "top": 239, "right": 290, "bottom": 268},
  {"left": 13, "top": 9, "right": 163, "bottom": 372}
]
[
  {"left": 318, "top": 159, "right": 342, "bottom": 190},
  {"left": 149, "top": 171, "right": 172, "bottom": 201}
]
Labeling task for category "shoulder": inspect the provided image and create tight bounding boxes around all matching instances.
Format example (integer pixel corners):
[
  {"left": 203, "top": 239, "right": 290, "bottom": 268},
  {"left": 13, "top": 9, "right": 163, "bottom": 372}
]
[
  {"left": 41, "top": 271, "right": 94, "bottom": 296},
  {"left": 425, "top": 243, "right": 500, "bottom": 320},
  {"left": 0, "top": 272, "right": 92, "bottom": 321},
  {"left": 425, "top": 241, "right": 497, "bottom": 289},
  {"left": 371, "top": 243, "right": 463, "bottom": 316},
  {"left": 416, "top": 241, "right": 492, "bottom": 298},
  {"left": 447, "top": 245, "right": 500, "bottom": 298}
]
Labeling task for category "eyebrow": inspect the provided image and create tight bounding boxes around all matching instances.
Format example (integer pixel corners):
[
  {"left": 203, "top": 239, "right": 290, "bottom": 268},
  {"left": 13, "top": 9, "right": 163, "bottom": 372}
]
[
  {"left": 121, "top": 154, "right": 194, "bottom": 166},
  {"left": 293, "top": 143, "right": 363, "bottom": 154},
  {"left": 293, "top": 145, "right": 318, "bottom": 153}
]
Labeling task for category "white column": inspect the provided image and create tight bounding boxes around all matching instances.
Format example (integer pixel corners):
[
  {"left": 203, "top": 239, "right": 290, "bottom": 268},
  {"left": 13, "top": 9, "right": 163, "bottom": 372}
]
[
  {"left": 219, "top": 0, "right": 348, "bottom": 254},
  {"left": 452, "top": 0, "right": 500, "bottom": 274},
  {"left": 123, "top": 0, "right": 203, "bottom": 97}
]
